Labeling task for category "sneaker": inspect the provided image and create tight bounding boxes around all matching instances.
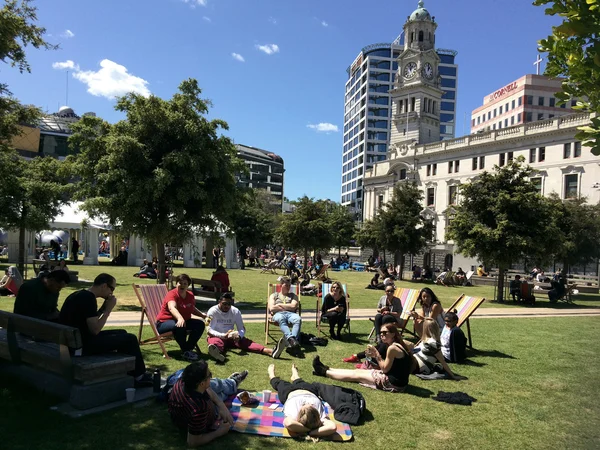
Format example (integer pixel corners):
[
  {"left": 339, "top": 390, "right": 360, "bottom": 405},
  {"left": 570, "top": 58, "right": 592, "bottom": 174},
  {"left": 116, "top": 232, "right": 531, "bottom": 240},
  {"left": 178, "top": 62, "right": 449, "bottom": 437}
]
[
  {"left": 287, "top": 336, "right": 299, "bottom": 348},
  {"left": 312, "top": 356, "right": 329, "bottom": 377},
  {"left": 343, "top": 355, "right": 360, "bottom": 363},
  {"left": 134, "top": 372, "right": 154, "bottom": 388},
  {"left": 272, "top": 337, "right": 285, "bottom": 359},
  {"left": 182, "top": 350, "right": 199, "bottom": 362},
  {"left": 229, "top": 370, "right": 249, "bottom": 386},
  {"left": 208, "top": 344, "right": 225, "bottom": 362}
]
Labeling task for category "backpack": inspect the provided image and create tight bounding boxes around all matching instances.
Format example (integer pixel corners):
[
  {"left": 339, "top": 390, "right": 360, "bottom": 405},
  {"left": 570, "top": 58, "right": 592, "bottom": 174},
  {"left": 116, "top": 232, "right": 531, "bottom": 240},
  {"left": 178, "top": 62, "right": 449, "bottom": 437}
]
[{"left": 156, "top": 368, "right": 184, "bottom": 402}]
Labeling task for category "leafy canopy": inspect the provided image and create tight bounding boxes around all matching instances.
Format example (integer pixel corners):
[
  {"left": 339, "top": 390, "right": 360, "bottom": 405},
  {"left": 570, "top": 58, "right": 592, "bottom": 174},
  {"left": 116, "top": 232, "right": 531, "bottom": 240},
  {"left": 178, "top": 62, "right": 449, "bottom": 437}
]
[
  {"left": 275, "top": 197, "right": 332, "bottom": 254},
  {"left": 535, "top": 0, "right": 600, "bottom": 154}
]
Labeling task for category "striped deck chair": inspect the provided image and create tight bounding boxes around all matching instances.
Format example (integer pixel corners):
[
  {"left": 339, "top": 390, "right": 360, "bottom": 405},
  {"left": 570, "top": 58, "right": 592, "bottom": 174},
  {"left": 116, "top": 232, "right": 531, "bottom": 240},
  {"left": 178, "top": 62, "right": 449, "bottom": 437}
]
[
  {"left": 368, "top": 288, "right": 420, "bottom": 341},
  {"left": 133, "top": 283, "right": 202, "bottom": 359},
  {"left": 446, "top": 293, "right": 486, "bottom": 349},
  {"left": 316, "top": 282, "right": 350, "bottom": 335},
  {"left": 265, "top": 283, "right": 301, "bottom": 345},
  {"left": 260, "top": 260, "right": 279, "bottom": 274}
]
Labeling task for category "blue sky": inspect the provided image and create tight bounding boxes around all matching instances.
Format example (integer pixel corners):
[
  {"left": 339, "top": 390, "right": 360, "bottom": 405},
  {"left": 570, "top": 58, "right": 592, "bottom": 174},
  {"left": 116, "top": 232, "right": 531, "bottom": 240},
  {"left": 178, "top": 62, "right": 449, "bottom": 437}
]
[{"left": 3, "top": 0, "right": 561, "bottom": 202}]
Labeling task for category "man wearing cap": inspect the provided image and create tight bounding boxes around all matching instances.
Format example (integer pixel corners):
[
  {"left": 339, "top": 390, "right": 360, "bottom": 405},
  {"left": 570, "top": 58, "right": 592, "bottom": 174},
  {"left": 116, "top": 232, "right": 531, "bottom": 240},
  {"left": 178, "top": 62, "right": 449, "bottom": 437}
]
[
  {"left": 206, "top": 293, "right": 285, "bottom": 362},
  {"left": 268, "top": 276, "right": 302, "bottom": 354}
]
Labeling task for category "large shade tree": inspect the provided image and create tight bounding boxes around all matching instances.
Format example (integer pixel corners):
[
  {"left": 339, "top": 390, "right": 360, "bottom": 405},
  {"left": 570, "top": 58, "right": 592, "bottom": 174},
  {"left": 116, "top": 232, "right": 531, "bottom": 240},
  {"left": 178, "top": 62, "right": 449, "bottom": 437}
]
[
  {"left": 231, "top": 189, "right": 279, "bottom": 249},
  {"left": 535, "top": 0, "right": 600, "bottom": 154},
  {"left": 447, "top": 158, "right": 559, "bottom": 301},
  {"left": 326, "top": 202, "right": 356, "bottom": 257},
  {"left": 67, "top": 79, "right": 246, "bottom": 282}
]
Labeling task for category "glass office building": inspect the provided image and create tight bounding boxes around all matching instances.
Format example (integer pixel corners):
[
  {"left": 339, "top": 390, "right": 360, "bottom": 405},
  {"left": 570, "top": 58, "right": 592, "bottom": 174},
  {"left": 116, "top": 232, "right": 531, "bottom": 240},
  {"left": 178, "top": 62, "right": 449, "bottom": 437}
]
[{"left": 341, "top": 32, "right": 458, "bottom": 216}]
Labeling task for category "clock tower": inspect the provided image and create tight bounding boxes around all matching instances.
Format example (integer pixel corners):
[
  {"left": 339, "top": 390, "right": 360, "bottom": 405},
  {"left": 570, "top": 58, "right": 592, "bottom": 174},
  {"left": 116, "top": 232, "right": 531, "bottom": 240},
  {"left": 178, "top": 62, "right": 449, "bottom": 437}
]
[{"left": 390, "top": 0, "right": 443, "bottom": 149}]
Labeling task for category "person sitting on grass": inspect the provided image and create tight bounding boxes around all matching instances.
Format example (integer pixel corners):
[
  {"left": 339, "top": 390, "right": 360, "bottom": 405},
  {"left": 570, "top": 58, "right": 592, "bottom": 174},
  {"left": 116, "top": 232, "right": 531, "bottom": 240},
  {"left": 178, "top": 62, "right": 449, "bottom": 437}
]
[
  {"left": 168, "top": 360, "right": 248, "bottom": 447},
  {"left": 312, "top": 323, "right": 413, "bottom": 393},
  {"left": 320, "top": 281, "right": 347, "bottom": 340},
  {"left": 206, "top": 293, "right": 285, "bottom": 362},
  {"left": 440, "top": 311, "right": 467, "bottom": 363},
  {"left": 13, "top": 270, "right": 70, "bottom": 321},
  {"left": 409, "top": 287, "right": 445, "bottom": 337},
  {"left": 268, "top": 363, "right": 337, "bottom": 439},
  {"left": 0, "top": 266, "right": 23, "bottom": 296},
  {"left": 156, "top": 273, "right": 207, "bottom": 362}
]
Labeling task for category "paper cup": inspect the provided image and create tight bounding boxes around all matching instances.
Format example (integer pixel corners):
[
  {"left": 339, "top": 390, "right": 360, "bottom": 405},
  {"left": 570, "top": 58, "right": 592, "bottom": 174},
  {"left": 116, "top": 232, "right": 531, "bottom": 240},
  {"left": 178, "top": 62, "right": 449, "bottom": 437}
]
[
  {"left": 125, "top": 388, "right": 136, "bottom": 403},
  {"left": 262, "top": 390, "right": 272, "bottom": 403}
]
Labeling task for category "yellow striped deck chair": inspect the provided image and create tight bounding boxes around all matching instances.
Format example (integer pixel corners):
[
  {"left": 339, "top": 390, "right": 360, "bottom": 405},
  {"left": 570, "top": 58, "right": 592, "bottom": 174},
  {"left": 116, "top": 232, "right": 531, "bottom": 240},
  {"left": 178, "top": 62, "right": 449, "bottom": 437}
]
[
  {"left": 447, "top": 294, "right": 485, "bottom": 349},
  {"left": 316, "top": 282, "right": 350, "bottom": 335},
  {"left": 368, "top": 288, "right": 420, "bottom": 340},
  {"left": 265, "top": 283, "right": 301, "bottom": 345}
]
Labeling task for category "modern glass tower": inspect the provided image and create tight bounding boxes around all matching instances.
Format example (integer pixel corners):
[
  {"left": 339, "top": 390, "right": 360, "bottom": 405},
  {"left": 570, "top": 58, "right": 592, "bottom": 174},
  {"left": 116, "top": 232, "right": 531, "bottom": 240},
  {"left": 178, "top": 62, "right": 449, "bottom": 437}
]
[{"left": 341, "top": 2, "right": 458, "bottom": 218}]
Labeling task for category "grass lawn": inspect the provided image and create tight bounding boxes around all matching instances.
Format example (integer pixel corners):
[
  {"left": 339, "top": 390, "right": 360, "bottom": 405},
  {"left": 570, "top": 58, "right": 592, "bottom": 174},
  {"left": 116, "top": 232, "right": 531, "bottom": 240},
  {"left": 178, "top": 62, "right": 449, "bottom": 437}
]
[
  {"left": 2, "top": 263, "right": 599, "bottom": 313},
  {"left": 1, "top": 317, "right": 599, "bottom": 449}
]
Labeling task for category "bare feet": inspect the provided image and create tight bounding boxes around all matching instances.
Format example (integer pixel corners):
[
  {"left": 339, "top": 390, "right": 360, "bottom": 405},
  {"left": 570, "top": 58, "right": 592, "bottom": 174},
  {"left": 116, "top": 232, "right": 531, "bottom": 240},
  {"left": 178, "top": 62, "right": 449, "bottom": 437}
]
[
  {"left": 268, "top": 364, "right": 276, "bottom": 379},
  {"left": 291, "top": 363, "right": 300, "bottom": 381}
]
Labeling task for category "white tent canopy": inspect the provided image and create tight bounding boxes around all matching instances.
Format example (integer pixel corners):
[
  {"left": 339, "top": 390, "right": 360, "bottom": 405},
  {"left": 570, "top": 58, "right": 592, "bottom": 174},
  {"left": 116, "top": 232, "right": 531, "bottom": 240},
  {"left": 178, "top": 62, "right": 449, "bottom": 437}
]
[{"left": 49, "top": 203, "right": 111, "bottom": 230}]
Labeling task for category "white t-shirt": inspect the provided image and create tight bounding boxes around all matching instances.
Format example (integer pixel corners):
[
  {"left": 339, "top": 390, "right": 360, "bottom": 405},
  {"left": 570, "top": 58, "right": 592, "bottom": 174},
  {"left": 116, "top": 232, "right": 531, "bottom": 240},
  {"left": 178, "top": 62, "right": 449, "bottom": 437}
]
[
  {"left": 283, "top": 392, "right": 328, "bottom": 422},
  {"left": 440, "top": 326, "right": 451, "bottom": 360},
  {"left": 207, "top": 305, "right": 246, "bottom": 339}
]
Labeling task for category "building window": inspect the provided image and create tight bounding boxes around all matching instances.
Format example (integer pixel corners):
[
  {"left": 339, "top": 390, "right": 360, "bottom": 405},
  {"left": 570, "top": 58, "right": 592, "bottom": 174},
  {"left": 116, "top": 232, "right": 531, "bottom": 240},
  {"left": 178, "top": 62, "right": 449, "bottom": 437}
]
[
  {"left": 499, "top": 153, "right": 505, "bottom": 167},
  {"left": 518, "top": 96, "right": 523, "bottom": 106},
  {"left": 472, "top": 157, "right": 477, "bottom": 171},
  {"left": 399, "top": 168, "right": 407, "bottom": 179},
  {"left": 538, "top": 96, "right": 544, "bottom": 106},
  {"left": 539, "top": 147, "right": 546, "bottom": 162},
  {"left": 550, "top": 97, "right": 555, "bottom": 107},
  {"left": 504, "top": 118, "right": 508, "bottom": 127},
  {"left": 574, "top": 141, "right": 581, "bottom": 158},
  {"left": 529, "top": 148, "right": 536, "bottom": 163},
  {"left": 427, "top": 188, "right": 435, "bottom": 207},
  {"left": 526, "top": 95, "right": 533, "bottom": 105},
  {"left": 537, "top": 113, "right": 544, "bottom": 120},
  {"left": 512, "top": 99, "right": 516, "bottom": 109},
  {"left": 564, "top": 174, "right": 578, "bottom": 199},
  {"left": 511, "top": 116, "right": 515, "bottom": 125},
  {"left": 571, "top": 99, "right": 577, "bottom": 107},
  {"left": 531, "top": 177, "right": 542, "bottom": 194},
  {"left": 433, "top": 163, "right": 437, "bottom": 175},
  {"left": 517, "top": 113, "right": 522, "bottom": 122},
  {"left": 479, "top": 156, "right": 485, "bottom": 169},
  {"left": 455, "top": 160, "right": 460, "bottom": 173},
  {"left": 378, "top": 194, "right": 385, "bottom": 209},
  {"left": 507, "top": 152, "right": 514, "bottom": 162},
  {"left": 449, "top": 185, "right": 458, "bottom": 205},
  {"left": 526, "top": 112, "right": 533, "bottom": 122},
  {"left": 493, "top": 109, "right": 497, "bottom": 118},
  {"left": 563, "top": 143, "right": 571, "bottom": 159},
  {"left": 448, "top": 161, "right": 453, "bottom": 173},
  {"left": 427, "top": 164, "right": 431, "bottom": 176}
]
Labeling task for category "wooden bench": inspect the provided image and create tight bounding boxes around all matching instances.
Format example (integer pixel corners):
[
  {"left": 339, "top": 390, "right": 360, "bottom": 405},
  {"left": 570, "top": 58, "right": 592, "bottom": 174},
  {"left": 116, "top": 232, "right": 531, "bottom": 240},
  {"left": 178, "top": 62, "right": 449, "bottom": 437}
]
[
  {"left": 32, "top": 259, "right": 79, "bottom": 282},
  {"left": 170, "top": 277, "right": 234, "bottom": 301},
  {"left": 0, "top": 311, "right": 135, "bottom": 410}
]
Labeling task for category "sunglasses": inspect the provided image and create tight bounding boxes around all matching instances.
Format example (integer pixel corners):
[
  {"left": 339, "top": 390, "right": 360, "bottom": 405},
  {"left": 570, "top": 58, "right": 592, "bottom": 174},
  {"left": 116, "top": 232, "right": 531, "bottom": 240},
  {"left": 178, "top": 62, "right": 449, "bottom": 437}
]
[
  {"left": 380, "top": 330, "right": 391, "bottom": 335},
  {"left": 108, "top": 284, "right": 116, "bottom": 292},
  {"left": 385, "top": 290, "right": 394, "bottom": 293},
  {"left": 220, "top": 302, "right": 232, "bottom": 307}
]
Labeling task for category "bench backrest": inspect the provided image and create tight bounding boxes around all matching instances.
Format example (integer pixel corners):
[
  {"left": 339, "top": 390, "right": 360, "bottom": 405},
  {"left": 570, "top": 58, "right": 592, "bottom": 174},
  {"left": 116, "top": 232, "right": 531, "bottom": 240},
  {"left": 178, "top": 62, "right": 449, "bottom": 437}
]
[{"left": 0, "top": 310, "right": 82, "bottom": 349}]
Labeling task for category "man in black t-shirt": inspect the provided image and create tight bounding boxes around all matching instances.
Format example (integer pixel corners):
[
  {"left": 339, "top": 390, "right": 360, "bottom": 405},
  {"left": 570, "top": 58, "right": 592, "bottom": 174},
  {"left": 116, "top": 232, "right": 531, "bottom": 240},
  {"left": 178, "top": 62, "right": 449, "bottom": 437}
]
[
  {"left": 59, "top": 273, "right": 152, "bottom": 386},
  {"left": 14, "top": 271, "right": 71, "bottom": 321}
]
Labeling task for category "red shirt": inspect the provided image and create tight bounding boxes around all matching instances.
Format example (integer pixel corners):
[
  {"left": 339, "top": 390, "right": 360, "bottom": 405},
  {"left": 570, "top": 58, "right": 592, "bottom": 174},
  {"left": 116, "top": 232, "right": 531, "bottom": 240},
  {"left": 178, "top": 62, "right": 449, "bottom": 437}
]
[
  {"left": 168, "top": 379, "right": 215, "bottom": 435},
  {"left": 210, "top": 272, "right": 230, "bottom": 291},
  {"left": 156, "top": 288, "right": 195, "bottom": 322}
]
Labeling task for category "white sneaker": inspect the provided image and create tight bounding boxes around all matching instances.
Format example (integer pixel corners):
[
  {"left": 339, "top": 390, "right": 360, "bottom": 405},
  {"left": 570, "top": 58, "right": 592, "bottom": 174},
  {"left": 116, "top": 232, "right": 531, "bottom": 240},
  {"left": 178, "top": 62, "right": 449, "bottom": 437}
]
[
  {"left": 272, "top": 337, "right": 285, "bottom": 359},
  {"left": 182, "top": 350, "right": 199, "bottom": 361},
  {"left": 208, "top": 344, "right": 225, "bottom": 362}
]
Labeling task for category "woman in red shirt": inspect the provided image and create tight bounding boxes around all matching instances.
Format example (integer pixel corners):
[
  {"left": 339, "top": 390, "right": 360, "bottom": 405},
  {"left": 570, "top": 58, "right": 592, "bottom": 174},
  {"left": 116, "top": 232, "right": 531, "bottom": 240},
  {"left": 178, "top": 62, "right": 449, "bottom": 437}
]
[
  {"left": 156, "top": 273, "right": 207, "bottom": 361},
  {"left": 210, "top": 266, "right": 230, "bottom": 292}
]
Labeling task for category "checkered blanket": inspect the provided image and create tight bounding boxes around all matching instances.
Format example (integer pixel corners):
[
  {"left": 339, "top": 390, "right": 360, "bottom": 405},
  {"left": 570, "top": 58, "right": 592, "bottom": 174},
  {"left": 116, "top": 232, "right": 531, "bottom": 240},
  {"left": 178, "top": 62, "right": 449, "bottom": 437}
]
[{"left": 229, "top": 393, "right": 353, "bottom": 441}]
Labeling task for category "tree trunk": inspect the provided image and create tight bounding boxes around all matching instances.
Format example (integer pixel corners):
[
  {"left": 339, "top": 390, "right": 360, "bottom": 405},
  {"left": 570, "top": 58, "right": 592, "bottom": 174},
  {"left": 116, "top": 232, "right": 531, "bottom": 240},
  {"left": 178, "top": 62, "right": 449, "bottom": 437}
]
[
  {"left": 18, "top": 224, "right": 26, "bottom": 277},
  {"left": 496, "top": 264, "right": 507, "bottom": 302},
  {"left": 303, "top": 249, "right": 309, "bottom": 279},
  {"left": 157, "top": 241, "right": 166, "bottom": 284},
  {"left": 338, "top": 246, "right": 341, "bottom": 258}
]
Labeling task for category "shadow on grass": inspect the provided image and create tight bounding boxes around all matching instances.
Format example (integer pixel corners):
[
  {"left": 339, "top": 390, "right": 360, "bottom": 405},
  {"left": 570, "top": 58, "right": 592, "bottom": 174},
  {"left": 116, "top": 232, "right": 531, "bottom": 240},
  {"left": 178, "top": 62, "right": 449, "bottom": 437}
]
[
  {"left": 405, "top": 385, "right": 434, "bottom": 398},
  {"left": 469, "top": 348, "right": 516, "bottom": 359}
]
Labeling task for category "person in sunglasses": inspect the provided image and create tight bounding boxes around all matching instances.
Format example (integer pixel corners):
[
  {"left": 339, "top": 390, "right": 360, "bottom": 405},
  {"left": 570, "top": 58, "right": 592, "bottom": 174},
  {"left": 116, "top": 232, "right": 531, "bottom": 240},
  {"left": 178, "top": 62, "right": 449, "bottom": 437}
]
[
  {"left": 374, "top": 286, "right": 402, "bottom": 341},
  {"left": 59, "top": 273, "right": 153, "bottom": 387},
  {"left": 313, "top": 323, "right": 414, "bottom": 393},
  {"left": 206, "top": 293, "right": 285, "bottom": 362}
]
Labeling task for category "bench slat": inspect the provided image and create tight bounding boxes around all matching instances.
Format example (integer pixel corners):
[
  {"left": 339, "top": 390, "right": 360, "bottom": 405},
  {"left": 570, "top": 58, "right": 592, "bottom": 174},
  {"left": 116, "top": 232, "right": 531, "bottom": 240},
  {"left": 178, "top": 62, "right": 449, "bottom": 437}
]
[{"left": 0, "top": 311, "right": 82, "bottom": 348}]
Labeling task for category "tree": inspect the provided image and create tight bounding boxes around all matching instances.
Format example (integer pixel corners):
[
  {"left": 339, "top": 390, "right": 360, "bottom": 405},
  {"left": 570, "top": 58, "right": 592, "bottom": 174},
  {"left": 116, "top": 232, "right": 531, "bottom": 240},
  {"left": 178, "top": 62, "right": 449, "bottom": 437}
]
[
  {"left": 275, "top": 197, "right": 331, "bottom": 276},
  {"left": 67, "top": 79, "right": 246, "bottom": 282},
  {"left": 377, "top": 182, "right": 434, "bottom": 279},
  {"left": 535, "top": 0, "right": 600, "bottom": 154},
  {"left": 355, "top": 217, "right": 384, "bottom": 256},
  {"left": 546, "top": 193, "right": 600, "bottom": 271},
  {"left": 231, "top": 189, "right": 278, "bottom": 249},
  {"left": 326, "top": 202, "right": 356, "bottom": 257},
  {"left": 447, "top": 158, "right": 558, "bottom": 301}
]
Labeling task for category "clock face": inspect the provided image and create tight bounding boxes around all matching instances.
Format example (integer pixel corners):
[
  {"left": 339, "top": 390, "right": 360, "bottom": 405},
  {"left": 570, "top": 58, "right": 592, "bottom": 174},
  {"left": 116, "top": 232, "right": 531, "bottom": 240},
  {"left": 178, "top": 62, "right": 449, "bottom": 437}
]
[
  {"left": 423, "top": 62, "right": 434, "bottom": 80},
  {"left": 403, "top": 62, "right": 417, "bottom": 79}
]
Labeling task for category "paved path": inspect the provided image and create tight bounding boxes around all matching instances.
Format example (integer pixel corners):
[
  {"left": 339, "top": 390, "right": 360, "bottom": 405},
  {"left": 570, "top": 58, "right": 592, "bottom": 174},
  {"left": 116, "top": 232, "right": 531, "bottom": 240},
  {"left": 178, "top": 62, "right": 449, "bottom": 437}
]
[{"left": 106, "top": 306, "right": 600, "bottom": 327}]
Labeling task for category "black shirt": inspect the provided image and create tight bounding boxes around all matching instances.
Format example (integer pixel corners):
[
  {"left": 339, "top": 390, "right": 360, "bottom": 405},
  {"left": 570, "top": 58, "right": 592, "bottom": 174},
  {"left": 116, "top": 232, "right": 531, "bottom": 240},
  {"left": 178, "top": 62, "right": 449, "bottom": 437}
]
[{"left": 59, "top": 290, "right": 99, "bottom": 342}]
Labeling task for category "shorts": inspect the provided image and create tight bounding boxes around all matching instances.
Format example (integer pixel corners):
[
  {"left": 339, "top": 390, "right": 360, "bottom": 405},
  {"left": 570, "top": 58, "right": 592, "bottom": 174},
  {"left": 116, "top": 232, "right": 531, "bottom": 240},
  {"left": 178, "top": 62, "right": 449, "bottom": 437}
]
[{"left": 370, "top": 370, "right": 406, "bottom": 393}]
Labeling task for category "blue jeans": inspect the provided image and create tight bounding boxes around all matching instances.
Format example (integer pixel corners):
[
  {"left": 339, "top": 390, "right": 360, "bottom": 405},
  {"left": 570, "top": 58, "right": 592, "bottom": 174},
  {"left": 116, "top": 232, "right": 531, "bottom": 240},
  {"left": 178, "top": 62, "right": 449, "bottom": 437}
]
[
  {"left": 272, "top": 311, "right": 302, "bottom": 340},
  {"left": 210, "top": 377, "right": 238, "bottom": 401}
]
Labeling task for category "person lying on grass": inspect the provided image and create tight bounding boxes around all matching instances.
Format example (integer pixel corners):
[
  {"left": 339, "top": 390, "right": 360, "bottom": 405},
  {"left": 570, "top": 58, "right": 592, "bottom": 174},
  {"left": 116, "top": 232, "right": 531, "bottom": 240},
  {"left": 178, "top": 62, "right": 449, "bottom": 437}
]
[
  {"left": 268, "top": 363, "right": 337, "bottom": 439},
  {"left": 313, "top": 323, "right": 413, "bottom": 393}
]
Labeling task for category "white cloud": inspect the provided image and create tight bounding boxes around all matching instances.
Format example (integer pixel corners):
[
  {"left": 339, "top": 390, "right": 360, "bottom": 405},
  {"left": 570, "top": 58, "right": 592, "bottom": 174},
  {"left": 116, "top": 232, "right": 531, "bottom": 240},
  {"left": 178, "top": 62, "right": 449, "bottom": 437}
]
[
  {"left": 182, "top": 0, "right": 206, "bottom": 8},
  {"left": 72, "top": 59, "right": 150, "bottom": 99},
  {"left": 307, "top": 123, "right": 339, "bottom": 133},
  {"left": 202, "top": 16, "right": 211, "bottom": 22},
  {"left": 269, "top": 16, "right": 278, "bottom": 25},
  {"left": 61, "top": 29, "right": 75, "bottom": 38},
  {"left": 321, "top": 21, "right": 328, "bottom": 27},
  {"left": 52, "top": 60, "right": 79, "bottom": 71},
  {"left": 255, "top": 44, "right": 280, "bottom": 55},
  {"left": 231, "top": 53, "right": 245, "bottom": 62}
]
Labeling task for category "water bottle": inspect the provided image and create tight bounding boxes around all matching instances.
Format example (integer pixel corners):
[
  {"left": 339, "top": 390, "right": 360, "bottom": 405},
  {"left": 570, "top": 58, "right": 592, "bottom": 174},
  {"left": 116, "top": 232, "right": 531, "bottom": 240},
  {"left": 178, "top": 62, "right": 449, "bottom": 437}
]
[{"left": 153, "top": 369, "right": 161, "bottom": 393}]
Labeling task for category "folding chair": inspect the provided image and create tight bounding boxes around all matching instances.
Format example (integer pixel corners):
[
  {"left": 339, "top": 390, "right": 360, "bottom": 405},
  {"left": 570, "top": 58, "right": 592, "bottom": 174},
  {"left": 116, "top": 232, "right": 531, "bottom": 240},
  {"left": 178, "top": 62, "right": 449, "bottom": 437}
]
[
  {"left": 260, "top": 260, "right": 279, "bottom": 274},
  {"left": 446, "top": 293, "right": 486, "bottom": 349},
  {"left": 367, "top": 288, "right": 420, "bottom": 341},
  {"left": 313, "top": 264, "right": 330, "bottom": 281},
  {"left": 265, "top": 283, "right": 302, "bottom": 345},
  {"left": 133, "top": 283, "right": 201, "bottom": 359},
  {"left": 316, "top": 282, "right": 350, "bottom": 336}
]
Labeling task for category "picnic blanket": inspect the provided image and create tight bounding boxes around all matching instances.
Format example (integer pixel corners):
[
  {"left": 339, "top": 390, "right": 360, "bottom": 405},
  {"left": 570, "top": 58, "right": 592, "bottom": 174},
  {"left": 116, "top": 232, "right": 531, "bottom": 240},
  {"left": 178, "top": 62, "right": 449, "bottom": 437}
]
[{"left": 229, "top": 392, "right": 353, "bottom": 441}]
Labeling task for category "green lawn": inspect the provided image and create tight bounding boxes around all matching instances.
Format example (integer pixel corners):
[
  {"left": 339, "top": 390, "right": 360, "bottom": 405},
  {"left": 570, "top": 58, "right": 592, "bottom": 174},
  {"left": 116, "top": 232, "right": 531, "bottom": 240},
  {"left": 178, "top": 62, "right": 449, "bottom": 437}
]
[
  {"left": 1, "top": 317, "right": 599, "bottom": 449},
  {"left": 2, "top": 262, "right": 599, "bottom": 313}
]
